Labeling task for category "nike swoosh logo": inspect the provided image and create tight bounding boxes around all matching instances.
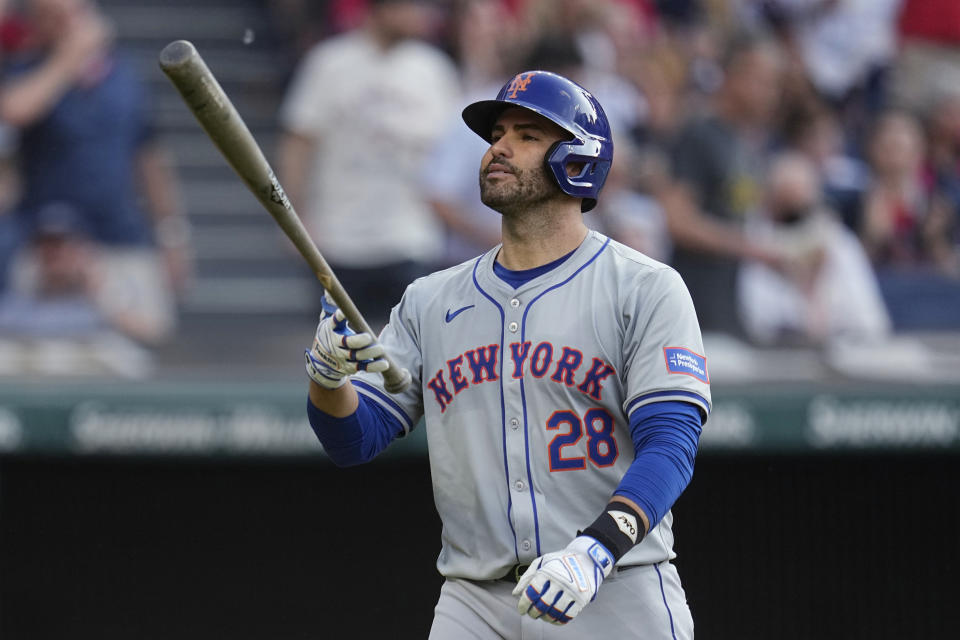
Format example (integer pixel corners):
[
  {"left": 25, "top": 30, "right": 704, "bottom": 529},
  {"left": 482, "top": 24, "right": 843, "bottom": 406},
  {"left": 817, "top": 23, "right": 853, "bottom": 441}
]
[{"left": 445, "top": 305, "right": 475, "bottom": 323}]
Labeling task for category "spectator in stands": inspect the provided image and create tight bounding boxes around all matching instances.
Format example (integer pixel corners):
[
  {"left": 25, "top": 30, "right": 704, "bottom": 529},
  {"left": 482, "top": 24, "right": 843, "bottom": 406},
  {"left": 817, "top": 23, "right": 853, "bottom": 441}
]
[
  {"left": 772, "top": 0, "right": 899, "bottom": 123},
  {"left": 861, "top": 110, "right": 958, "bottom": 276},
  {"left": 627, "top": 44, "right": 686, "bottom": 151},
  {"left": 267, "top": 0, "right": 387, "bottom": 69},
  {"left": 0, "top": 0, "right": 28, "bottom": 287},
  {"left": 924, "top": 90, "right": 960, "bottom": 265},
  {"left": 447, "top": 0, "right": 517, "bottom": 94},
  {"left": 0, "top": 201, "right": 174, "bottom": 344},
  {"left": 784, "top": 102, "right": 870, "bottom": 232},
  {"left": 0, "top": 0, "right": 191, "bottom": 298},
  {"left": 519, "top": 0, "right": 646, "bottom": 137},
  {"left": 521, "top": 0, "right": 652, "bottom": 68},
  {"left": 659, "top": 32, "right": 787, "bottom": 337},
  {"left": 423, "top": 0, "right": 514, "bottom": 267},
  {"left": 738, "top": 152, "right": 890, "bottom": 346},
  {"left": 277, "top": 0, "right": 458, "bottom": 328},
  {"left": 860, "top": 110, "right": 960, "bottom": 330},
  {"left": 588, "top": 134, "right": 671, "bottom": 263},
  {"left": 891, "top": 0, "right": 960, "bottom": 113}
]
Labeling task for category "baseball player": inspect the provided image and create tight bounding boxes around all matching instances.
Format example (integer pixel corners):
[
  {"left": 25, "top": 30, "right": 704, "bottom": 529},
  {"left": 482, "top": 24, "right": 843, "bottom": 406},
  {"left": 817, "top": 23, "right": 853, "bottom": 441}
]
[{"left": 305, "top": 71, "right": 710, "bottom": 639}]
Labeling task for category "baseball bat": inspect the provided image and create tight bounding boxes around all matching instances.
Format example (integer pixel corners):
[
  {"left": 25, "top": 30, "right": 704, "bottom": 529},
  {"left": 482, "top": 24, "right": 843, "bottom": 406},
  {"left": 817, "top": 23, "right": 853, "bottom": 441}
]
[{"left": 158, "top": 39, "right": 412, "bottom": 394}]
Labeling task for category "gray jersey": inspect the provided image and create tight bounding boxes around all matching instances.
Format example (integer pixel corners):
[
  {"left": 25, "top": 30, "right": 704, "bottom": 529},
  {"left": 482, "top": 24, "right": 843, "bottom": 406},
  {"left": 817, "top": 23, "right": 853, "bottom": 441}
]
[{"left": 353, "top": 230, "right": 711, "bottom": 580}]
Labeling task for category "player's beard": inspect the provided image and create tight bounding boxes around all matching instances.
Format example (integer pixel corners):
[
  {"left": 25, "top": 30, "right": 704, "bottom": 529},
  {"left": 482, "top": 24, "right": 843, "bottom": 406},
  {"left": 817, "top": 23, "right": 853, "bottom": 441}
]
[{"left": 479, "top": 159, "right": 564, "bottom": 216}]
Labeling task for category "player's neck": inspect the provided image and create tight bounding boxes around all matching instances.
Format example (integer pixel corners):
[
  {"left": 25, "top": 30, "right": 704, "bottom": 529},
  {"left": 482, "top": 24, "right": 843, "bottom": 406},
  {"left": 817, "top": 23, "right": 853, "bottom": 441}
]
[{"left": 497, "top": 206, "right": 588, "bottom": 271}]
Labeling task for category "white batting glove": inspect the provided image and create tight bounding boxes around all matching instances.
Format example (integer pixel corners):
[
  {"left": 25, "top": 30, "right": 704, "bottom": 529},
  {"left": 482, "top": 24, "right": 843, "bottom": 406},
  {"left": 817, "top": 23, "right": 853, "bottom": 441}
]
[
  {"left": 512, "top": 535, "right": 614, "bottom": 625},
  {"left": 305, "top": 296, "right": 389, "bottom": 389}
]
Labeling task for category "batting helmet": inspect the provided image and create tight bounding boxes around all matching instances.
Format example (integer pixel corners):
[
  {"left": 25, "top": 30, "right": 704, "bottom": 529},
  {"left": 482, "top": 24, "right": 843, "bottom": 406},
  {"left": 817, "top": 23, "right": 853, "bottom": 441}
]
[{"left": 462, "top": 70, "right": 613, "bottom": 212}]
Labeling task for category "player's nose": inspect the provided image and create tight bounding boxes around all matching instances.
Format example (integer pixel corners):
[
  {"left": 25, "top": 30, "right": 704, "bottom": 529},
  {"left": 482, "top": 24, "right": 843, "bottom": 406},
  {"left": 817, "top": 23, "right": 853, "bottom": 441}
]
[{"left": 489, "top": 135, "right": 514, "bottom": 158}]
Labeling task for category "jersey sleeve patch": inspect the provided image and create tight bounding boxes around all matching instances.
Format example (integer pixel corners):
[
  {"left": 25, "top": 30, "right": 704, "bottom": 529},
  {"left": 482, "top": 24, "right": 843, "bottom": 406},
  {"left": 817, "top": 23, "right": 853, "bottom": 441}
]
[{"left": 663, "top": 347, "right": 709, "bottom": 384}]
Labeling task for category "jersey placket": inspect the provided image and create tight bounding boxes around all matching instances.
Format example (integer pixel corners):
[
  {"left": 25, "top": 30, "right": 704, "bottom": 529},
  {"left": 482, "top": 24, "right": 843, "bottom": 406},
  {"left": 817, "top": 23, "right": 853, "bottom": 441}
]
[{"left": 501, "top": 291, "right": 541, "bottom": 562}]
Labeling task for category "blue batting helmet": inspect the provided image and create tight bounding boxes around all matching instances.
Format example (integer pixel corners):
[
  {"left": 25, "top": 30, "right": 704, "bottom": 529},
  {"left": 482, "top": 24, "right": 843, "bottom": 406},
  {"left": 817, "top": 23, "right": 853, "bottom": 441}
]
[{"left": 462, "top": 70, "right": 613, "bottom": 212}]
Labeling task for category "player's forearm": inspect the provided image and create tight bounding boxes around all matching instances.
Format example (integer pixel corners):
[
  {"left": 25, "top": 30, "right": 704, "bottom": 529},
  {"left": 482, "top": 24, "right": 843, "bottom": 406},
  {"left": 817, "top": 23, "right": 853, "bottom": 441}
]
[
  {"left": 306, "top": 385, "right": 400, "bottom": 466},
  {"left": 136, "top": 145, "right": 186, "bottom": 225},
  {"left": 580, "top": 435, "right": 696, "bottom": 564},
  {"left": 615, "top": 402, "right": 702, "bottom": 531},
  {"left": 661, "top": 184, "right": 776, "bottom": 262},
  {"left": 0, "top": 54, "right": 81, "bottom": 127},
  {"left": 276, "top": 131, "right": 315, "bottom": 214},
  {"left": 308, "top": 379, "right": 359, "bottom": 417},
  {"left": 614, "top": 444, "right": 695, "bottom": 534},
  {"left": 135, "top": 146, "right": 193, "bottom": 283}
]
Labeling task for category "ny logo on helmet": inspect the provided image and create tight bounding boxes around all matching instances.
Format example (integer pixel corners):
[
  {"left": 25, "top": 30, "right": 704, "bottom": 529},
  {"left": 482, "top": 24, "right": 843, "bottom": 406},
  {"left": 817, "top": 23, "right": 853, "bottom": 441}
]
[{"left": 506, "top": 73, "right": 535, "bottom": 98}]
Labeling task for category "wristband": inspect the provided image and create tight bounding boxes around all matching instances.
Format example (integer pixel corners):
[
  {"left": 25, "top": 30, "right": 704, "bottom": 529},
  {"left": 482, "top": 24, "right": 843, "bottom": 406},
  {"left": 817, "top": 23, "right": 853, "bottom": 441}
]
[{"left": 581, "top": 501, "right": 645, "bottom": 562}]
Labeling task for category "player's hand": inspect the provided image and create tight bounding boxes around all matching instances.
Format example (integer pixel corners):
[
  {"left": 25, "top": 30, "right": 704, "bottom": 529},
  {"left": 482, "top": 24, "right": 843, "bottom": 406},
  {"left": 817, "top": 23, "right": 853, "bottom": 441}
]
[
  {"left": 305, "top": 295, "right": 388, "bottom": 389},
  {"left": 512, "top": 535, "right": 614, "bottom": 625}
]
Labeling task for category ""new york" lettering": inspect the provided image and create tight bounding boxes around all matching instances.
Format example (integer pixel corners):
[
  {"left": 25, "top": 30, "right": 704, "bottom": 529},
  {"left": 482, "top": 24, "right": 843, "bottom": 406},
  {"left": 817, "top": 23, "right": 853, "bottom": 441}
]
[{"left": 426, "top": 341, "right": 616, "bottom": 412}]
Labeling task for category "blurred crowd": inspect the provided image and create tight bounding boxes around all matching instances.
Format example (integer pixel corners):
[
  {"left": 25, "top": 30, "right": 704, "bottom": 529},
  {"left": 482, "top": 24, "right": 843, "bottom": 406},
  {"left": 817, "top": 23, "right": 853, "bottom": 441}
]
[
  {"left": 0, "top": 0, "right": 189, "bottom": 376},
  {"left": 272, "top": 0, "right": 960, "bottom": 344},
  {"left": 0, "top": 0, "right": 959, "bottom": 377}
]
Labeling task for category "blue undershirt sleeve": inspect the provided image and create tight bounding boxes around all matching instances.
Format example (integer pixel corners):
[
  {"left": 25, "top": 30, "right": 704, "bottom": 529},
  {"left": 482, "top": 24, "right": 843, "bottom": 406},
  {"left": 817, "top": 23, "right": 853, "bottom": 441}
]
[
  {"left": 306, "top": 393, "right": 405, "bottom": 467},
  {"left": 613, "top": 400, "right": 703, "bottom": 531}
]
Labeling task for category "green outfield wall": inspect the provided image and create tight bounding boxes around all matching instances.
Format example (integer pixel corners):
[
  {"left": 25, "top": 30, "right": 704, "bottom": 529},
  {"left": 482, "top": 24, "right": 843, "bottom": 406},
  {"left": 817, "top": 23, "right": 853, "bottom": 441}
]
[{"left": 0, "top": 380, "right": 957, "bottom": 456}]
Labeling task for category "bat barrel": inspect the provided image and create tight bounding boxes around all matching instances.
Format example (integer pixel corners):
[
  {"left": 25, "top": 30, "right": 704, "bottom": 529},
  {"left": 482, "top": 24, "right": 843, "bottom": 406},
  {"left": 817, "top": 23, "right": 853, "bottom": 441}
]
[{"left": 158, "top": 40, "right": 412, "bottom": 395}]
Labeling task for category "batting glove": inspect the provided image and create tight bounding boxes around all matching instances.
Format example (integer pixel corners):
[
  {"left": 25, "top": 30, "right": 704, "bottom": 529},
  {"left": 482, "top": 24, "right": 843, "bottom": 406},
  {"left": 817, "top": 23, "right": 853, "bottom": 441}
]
[
  {"left": 305, "top": 295, "right": 389, "bottom": 389},
  {"left": 513, "top": 535, "right": 614, "bottom": 625}
]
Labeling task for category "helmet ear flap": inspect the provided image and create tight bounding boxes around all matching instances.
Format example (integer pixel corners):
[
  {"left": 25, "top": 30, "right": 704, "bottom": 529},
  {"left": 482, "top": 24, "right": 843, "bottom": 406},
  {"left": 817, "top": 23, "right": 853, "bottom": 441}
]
[
  {"left": 543, "top": 139, "right": 565, "bottom": 176},
  {"left": 543, "top": 140, "right": 593, "bottom": 177},
  {"left": 544, "top": 138, "right": 610, "bottom": 212},
  {"left": 543, "top": 138, "right": 577, "bottom": 199}
]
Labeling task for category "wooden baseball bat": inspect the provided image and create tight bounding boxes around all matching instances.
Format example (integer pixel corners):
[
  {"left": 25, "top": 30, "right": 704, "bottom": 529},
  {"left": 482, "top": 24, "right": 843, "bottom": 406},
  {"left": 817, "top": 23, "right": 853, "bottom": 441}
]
[{"left": 159, "top": 39, "right": 412, "bottom": 394}]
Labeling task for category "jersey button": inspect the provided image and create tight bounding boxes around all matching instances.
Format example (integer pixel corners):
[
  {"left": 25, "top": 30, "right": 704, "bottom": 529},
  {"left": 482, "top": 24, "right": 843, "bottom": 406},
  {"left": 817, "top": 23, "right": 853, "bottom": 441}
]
[
  {"left": 521, "top": 540, "right": 532, "bottom": 551},
  {"left": 510, "top": 298, "right": 520, "bottom": 308},
  {"left": 510, "top": 418, "right": 520, "bottom": 430},
  {"left": 508, "top": 321, "right": 518, "bottom": 332},
  {"left": 513, "top": 480, "right": 525, "bottom": 492}
]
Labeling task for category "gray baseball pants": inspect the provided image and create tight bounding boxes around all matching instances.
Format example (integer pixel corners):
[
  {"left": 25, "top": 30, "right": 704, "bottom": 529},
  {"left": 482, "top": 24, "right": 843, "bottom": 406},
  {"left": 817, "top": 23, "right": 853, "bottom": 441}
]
[{"left": 429, "top": 561, "right": 693, "bottom": 640}]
